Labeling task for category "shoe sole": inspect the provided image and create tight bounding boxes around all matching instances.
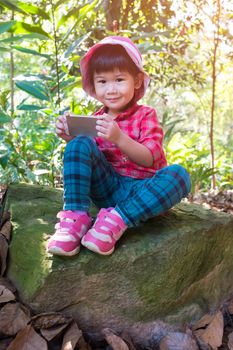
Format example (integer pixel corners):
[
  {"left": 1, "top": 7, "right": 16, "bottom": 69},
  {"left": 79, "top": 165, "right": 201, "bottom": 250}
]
[
  {"left": 47, "top": 246, "right": 80, "bottom": 256},
  {"left": 81, "top": 239, "right": 114, "bottom": 255}
]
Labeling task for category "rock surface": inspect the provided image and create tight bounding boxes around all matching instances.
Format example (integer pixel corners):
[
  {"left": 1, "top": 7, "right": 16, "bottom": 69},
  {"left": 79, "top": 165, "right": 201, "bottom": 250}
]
[{"left": 5, "top": 183, "right": 233, "bottom": 336}]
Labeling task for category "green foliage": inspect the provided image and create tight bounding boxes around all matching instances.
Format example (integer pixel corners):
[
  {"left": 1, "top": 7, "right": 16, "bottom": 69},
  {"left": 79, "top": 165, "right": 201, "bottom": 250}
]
[
  {"left": 0, "top": 0, "right": 232, "bottom": 193},
  {"left": 0, "top": 107, "right": 63, "bottom": 186},
  {"left": 166, "top": 132, "right": 232, "bottom": 192},
  {"left": 15, "top": 79, "right": 50, "bottom": 101}
]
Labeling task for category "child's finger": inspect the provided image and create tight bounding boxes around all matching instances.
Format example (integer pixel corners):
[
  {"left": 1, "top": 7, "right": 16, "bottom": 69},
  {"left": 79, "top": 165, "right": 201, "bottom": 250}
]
[
  {"left": 57, "top": 115, "right": 66, "bottom": 124},
  {"left": 56, "top": 119, "right": 69, "bottom": 135},
  {"left": 97, "top": 131, "right": 106, "bottom": 138},
  {"left": 97, "top": 114, "right": 113, "bottom": 122},
  {"left": 56, "top": 121, "right": 64, "bottom": 129},
  {"left": 56, "top": 127, "right": 63, "bottom": 134},
  {"left": 96, "top": 125, "right": 107, "bottom": 134},
  {"left": 96, "top": 119, "right": 109, "bottom": 127}
]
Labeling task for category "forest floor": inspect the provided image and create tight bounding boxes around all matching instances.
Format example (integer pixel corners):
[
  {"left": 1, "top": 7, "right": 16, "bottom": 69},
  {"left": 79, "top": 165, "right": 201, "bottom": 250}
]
[{"left": 0, "top": 184, "right": 233, "bottom": 349}]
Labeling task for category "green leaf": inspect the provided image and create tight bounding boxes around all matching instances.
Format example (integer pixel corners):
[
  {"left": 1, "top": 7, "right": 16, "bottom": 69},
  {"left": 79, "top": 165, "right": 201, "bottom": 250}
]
[
  {"left": 10, "top": 22, "right": 51, "bottom": 38},
  {"left": 0, "top": 111, "right": 11, "bottom": 123},
  {"left": 0, "top": 33, "right": 50, "bottom": 43},
  {"left": 12, "top": 45, "right": 50, "bottom": 58},
  {"left": 17, "top": 2, "right": 50, "bottom": 20},
  {"left": 63, "top": 77, "right": 82, "bottom": 90},
  {"left": 0, "top": 20, "right": 16, "bottom": 34},
  {"left": 0, "top": 0, "right": 27, "bottom": 14},
  {"left": 57, "top": 7, "right": 81, "bottom": 28},
  {"left": 15, "top": 80, "right": 49, "bottom": 101},
  {"left": 78, "top": 0, "right": 98, "bottom": 21},
  {"left": 59, "top": 0, "right": 98, "bottom": 46},
  {"left": 0, "top": 146, "right": 9, "bottom": 169},
  {"left": 17, "top": 104, "right": 44, "bottom": 111},
  {"left": 53, "top": 0, "right": 71, "bottom": 9},
  {"left": 64, "top": 32, "right": 91, "bottom": 58},
  {"left": 0, "top": 46, "right": 9, "bottom": 52}
]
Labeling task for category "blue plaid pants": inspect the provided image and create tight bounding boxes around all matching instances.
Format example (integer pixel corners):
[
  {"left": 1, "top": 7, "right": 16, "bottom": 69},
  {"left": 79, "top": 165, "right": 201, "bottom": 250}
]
[{"left": 63, "top": 136, "right": 191, "bottom": 227}]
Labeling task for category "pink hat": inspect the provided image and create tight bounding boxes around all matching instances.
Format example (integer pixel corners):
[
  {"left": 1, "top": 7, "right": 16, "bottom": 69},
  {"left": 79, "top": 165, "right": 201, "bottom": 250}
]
[{"left": 80, "top": 36, "right": 150, "bottom": 101}]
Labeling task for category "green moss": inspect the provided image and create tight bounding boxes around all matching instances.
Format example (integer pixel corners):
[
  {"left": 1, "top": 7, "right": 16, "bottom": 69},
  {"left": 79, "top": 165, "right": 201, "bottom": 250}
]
[
  {"left": 6, "top": 184, "right": 62, "bottom": 299},
  {"left": 5, "top": 183, "right": 233, "bottom": 329}
]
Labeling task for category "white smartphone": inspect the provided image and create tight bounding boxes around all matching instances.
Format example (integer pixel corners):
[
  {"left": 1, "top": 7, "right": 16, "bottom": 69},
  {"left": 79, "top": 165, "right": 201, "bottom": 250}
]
[{"left": 66, "top": 114, "right": 98, "bottom": 137}]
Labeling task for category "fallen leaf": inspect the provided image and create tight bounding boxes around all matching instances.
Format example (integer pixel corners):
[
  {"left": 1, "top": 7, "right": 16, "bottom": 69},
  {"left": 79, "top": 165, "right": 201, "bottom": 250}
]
[
  {"left": 0, "top": 221, "right": 12, "bottom": 241},
  {"left": 0, "top": 234, "right": 8, "bottom": 275},
  {"left": 159, "top": 331, "right": 199, "bottom": 350},
  {"left": 31, "top": 312, "right": 72, "bottom": 330},
  {"left": 228, "top": 332, "right": 233, "bottom": 350},
  {"left": 0, "top": 303, "right": 30, "bottom": 336},
  {"left": 0, "top": 277, "right": 16, "bottom": 293},
  {"left": 193, "top": 313, "right": 213, "bottom": 330},
  {"left": 102, "top": 328, "right": 129, "bottom": 350},
  {"left": 76, "top": 336, "right": 92, "bottom": 350},
  {"left": 61, "top": 321, "right": 82, "bottom": 350},
  {"left": 6, "top": 325, "right": 47, "bottom": 350},
  {"left": 194, "top": 335, "right": 211, "bottom": 350},
  {"left": 40, "top": 323, "right": 68, "bottom": 341},
  {"left": 120, "top": 330, "right": 137, "bottom": 350},
  {"left": 194, "top": 311, "right": 224, "bottom": 350},
  {"left": 0, "top": 285, "right": 15, "bottom": 303}
]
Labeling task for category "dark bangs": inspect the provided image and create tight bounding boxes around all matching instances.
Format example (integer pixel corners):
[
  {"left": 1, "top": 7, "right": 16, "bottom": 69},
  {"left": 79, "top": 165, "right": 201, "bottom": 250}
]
[{"left": 89, "top": 44, "right": 141, "bottom": 80}]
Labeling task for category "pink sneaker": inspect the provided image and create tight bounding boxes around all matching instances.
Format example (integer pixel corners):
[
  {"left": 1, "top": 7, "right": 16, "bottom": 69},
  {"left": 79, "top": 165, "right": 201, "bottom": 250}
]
[
  {"left": 81, "top": 208, "right": 127, "bottom": 255},
  {"left": 47, "top": 211, "right": 92, "bottom": 256}
]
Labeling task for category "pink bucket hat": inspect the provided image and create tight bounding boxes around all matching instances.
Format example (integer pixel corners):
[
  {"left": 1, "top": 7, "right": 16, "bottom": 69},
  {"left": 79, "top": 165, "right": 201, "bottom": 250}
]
[{"left": 80, "top": 36, "right": 150, "bottom": 101}]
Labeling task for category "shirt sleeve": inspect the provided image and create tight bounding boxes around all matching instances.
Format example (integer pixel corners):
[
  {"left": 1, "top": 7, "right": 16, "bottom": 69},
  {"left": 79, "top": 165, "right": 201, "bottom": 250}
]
[{"left": 139, "top": 108, "right": 165, "bottom": 165}]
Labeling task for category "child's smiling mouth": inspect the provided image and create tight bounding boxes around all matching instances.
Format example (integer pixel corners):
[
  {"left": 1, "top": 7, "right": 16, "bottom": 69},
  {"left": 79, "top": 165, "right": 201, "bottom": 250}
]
[{"left": 107, "top": 98, "right": 120, "bottom": 102}]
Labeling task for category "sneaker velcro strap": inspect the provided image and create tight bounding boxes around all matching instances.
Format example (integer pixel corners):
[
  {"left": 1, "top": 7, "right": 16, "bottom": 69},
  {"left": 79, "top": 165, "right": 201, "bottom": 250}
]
[{"left": 57, "top": 210, "right": 86, "bottom": 221}]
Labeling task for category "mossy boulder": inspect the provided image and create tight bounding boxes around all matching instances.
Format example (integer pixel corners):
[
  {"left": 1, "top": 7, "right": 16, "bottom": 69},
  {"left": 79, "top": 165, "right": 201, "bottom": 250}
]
[{"left": 5, "top": 183, "right": 233, "bottom": 335}]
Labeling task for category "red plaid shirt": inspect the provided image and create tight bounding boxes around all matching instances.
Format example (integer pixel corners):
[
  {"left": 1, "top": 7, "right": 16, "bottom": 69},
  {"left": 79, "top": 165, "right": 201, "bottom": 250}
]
[{"left": 94, "top": 103, "right": 167, "bottom": 179}]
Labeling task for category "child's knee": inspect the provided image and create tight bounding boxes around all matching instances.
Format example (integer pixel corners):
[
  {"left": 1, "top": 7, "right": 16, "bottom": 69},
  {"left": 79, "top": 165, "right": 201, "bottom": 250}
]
[
  {"left": 65, "top": 136, "right": 96, "bottom": 153},
  {"left": 169, "top": 164, "right": 191, "bottom": 195}
]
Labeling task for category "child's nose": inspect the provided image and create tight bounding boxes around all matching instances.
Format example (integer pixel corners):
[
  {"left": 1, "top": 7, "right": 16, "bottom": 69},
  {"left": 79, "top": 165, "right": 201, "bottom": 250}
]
[{"left": 106, "top": 83, "right": 117, "bottom": 93}]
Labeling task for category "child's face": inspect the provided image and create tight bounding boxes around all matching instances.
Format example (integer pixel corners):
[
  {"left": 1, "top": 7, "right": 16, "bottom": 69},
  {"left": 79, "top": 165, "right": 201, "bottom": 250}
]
[{"left": 93, "top": 68, "right": 142, "bottom": 116}]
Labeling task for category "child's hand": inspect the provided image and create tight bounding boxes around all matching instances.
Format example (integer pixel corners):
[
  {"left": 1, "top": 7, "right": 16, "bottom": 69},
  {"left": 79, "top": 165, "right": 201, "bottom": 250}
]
[
  {"left": 56, "top": 113, "right": 74, "bottom": 142},
  {"left": 96, "top": 114, "right": 122, "bottom": 144}
]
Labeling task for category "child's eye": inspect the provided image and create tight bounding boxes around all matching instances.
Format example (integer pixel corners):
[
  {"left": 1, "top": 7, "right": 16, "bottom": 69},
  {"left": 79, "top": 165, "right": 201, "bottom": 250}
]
[
  {"left": 97, "top": 79, "right": 106, "bottom": 84},
  {"left": 116, "top": 78, "right": 124, "bottom": 82}
]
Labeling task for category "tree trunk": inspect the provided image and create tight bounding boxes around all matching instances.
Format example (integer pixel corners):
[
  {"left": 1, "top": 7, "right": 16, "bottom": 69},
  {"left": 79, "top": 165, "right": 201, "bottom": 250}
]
[
  {"left": 50, "top": 0, "right": 61, "bottom": 109},
  {"left": 104, "top": 0, "right": 122, "bottom": 31},
  {"left": 10, "top": 11, "right": 14, "bottom": 116},
  {"left": 210, "top": 0, "right": 221, "bottom": 189}
]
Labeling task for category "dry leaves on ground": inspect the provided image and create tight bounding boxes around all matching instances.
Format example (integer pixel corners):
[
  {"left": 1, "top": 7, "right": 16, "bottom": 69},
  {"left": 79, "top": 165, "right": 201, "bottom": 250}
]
[
  {"left": 102, "top": 328, "right": 129, "bottom": 350},
  {"left": 193, "top": 310, "right": 224, "bottom": 350},
  {"left": 228, "top": 332, "right": 233, "bottom": 350},
  {"left": 61, "top": 321, "right": 86, "bottom": 350},
  {"left": 0, "top": 302, "right": 30, "bottom": 336},
  {"left": 189, "top": 189, "right": 233, "bottom": 214},
  {"left": 7, "top": 325, "right": 48, "bottom": 350},
  {"left": 0, "top": 284, "right": 15, "bottom": 303}
]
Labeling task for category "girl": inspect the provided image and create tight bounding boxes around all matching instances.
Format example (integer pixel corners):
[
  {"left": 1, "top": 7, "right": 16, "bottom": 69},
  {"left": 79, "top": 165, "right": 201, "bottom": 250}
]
[{"left": 47, "top": 36, "right": 191, "bottom": 256}]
